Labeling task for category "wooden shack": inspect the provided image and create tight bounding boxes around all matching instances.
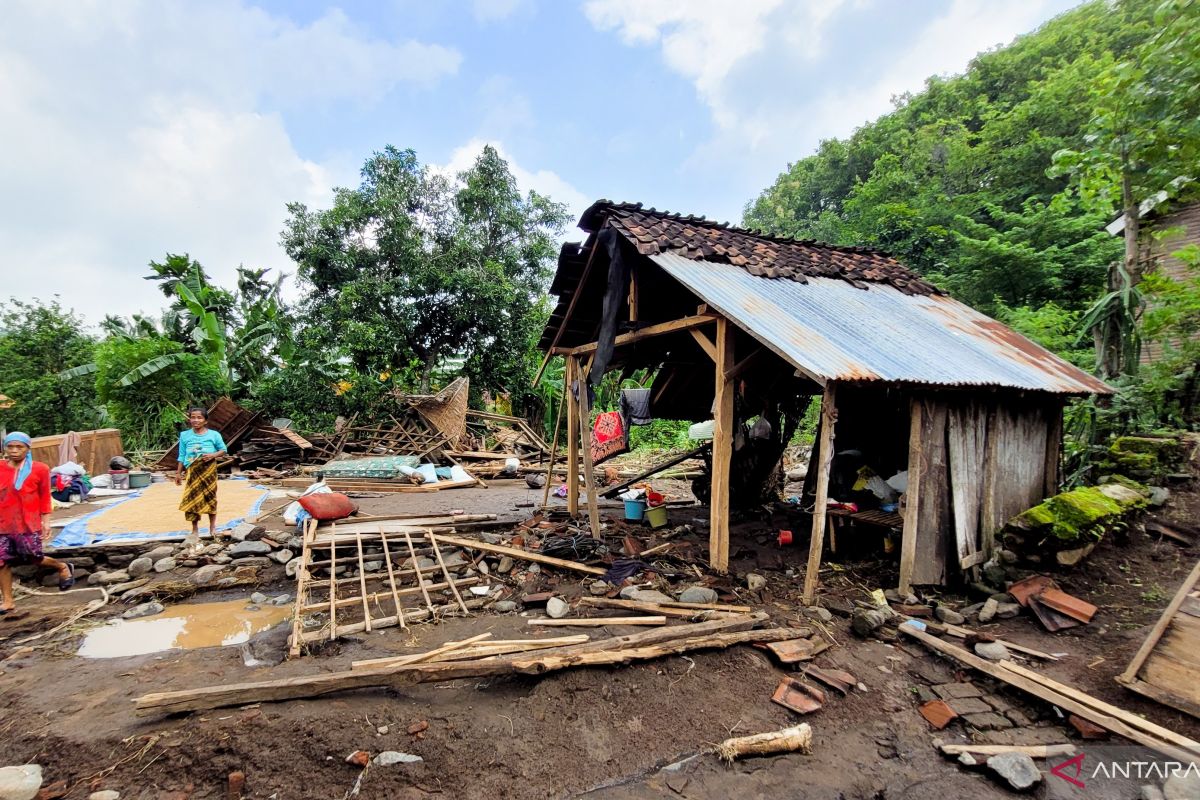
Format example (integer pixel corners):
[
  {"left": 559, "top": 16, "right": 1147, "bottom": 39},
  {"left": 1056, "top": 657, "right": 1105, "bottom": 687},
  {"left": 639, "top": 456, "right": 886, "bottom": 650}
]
[
  {"left": 537, "top": 201, "right": 1113, "bottom": 597},
  {"left": 30, "top": 428, "right": 124, "bottom": 473}
]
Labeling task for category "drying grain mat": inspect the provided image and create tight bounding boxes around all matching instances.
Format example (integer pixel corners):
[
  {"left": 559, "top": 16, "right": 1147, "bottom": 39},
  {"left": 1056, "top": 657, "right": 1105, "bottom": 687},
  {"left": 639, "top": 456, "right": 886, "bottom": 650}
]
[{"left": 51, "top": 478, "right": 270, "bottom": 547}]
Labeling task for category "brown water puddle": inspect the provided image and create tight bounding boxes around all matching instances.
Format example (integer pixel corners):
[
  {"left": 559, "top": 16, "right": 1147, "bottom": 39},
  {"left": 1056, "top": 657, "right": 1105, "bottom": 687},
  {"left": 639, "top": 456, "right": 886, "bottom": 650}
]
[{"left": 78, "top": 598, "right": 290, "bottom": 658}]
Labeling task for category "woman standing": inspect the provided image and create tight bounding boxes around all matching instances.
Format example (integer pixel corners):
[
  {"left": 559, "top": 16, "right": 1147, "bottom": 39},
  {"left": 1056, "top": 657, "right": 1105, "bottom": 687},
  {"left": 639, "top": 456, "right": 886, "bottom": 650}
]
[
  {"left": 0, "top": 432, "right": 75, "bottom": 616},
  {"left": 176, "top": 407, "right": 227, "bottom": 541}
]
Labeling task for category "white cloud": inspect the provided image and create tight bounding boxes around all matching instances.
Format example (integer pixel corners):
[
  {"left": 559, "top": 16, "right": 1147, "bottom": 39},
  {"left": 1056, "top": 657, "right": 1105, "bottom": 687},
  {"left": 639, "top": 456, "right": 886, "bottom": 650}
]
[
  {"left": 583, "top": 0, "right": 1078, "bottom": 218},
  {"left": 438, "top": 138, "right": 591, "bottom": 226},
  {"left": 0, "top": 0, "right": 460, "bottom": 321}
]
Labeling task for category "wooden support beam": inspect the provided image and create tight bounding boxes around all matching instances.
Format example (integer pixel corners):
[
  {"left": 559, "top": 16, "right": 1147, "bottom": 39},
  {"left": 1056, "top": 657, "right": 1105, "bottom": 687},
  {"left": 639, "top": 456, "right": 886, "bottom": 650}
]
[
  {"left": 565, "top": 313, "right": 717, "bottom": 357},
  {"left": 565, "top": 356, "right": 580, "bottom": 516},
  {"left": 725, "top": 346, "right": 766, "bottom": 381},
  {"left": 628, "top": 265, "right": 639, "bottom": 322},
  {"left": 690, "top": 328, "right": 717, "bottom": 362},
  {"left": 898, "top": 398, "right": 923, "bottom": 595},
  {"left": 529, "top": 616, "right": 668, "bottom": 627},
  {"left": 801, "top": 382, "right": 837, "bottom": 605},
  {"left": 576, "top": 359, "right": 602, "bottom": 539},
  {"left": 709, "top": 316, "right": 735, "bottom": 573}
]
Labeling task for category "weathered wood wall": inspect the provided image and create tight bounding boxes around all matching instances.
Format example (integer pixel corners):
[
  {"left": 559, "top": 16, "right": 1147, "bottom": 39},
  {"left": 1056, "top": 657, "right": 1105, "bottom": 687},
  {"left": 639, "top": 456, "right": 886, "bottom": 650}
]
[
  {"left": 901, "top": 392, "right": 1064, "bottom": 589},
  {"left": 30, "top": 428, "right": 124, "bottom": 473}
]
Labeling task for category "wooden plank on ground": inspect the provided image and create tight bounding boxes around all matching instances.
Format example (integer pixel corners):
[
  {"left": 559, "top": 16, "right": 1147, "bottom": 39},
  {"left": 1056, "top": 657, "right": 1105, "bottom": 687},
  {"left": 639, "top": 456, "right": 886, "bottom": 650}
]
[{"left": 433, "top": 533, "right": 607, "bottom": 576}]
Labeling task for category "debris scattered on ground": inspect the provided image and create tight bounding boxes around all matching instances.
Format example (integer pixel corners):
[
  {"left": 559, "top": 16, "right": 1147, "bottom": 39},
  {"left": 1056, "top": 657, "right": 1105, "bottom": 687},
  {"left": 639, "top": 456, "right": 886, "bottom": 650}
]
[{"left": 715, "top": 723, "right": 813, "bottom": 762}]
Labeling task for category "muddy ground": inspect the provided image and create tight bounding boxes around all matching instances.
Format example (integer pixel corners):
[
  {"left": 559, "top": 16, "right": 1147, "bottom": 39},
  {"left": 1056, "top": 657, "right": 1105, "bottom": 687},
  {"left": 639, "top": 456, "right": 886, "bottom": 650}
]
[{"left": 2, "top": 469, "right": 1198, "bottom": 800}]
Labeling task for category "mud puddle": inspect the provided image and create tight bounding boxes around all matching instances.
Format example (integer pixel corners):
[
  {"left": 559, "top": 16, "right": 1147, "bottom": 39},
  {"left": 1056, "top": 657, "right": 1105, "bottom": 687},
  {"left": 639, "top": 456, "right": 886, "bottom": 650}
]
[{"left": 78, "top": 598, "right": 290, "bottom": 658}]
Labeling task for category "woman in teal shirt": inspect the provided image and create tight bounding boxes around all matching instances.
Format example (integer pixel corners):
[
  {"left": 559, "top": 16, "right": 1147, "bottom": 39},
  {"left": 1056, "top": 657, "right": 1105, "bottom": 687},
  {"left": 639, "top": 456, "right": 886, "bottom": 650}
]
[{"left": 175, "top": 407, "right": 227, "bottom": 540}]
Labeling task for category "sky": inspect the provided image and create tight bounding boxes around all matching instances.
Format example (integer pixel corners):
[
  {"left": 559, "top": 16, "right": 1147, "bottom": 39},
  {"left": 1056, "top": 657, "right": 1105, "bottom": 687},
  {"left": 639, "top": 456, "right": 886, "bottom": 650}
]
[{"left": 0, "top": 0, "right": 1085, "bottom": 323}]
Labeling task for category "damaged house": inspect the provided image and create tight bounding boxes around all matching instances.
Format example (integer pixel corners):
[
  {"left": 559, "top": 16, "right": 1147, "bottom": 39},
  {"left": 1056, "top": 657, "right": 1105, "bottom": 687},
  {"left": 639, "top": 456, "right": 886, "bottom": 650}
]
[{"left": 538, "top": 201, "right": 1113, "bottom": 599}]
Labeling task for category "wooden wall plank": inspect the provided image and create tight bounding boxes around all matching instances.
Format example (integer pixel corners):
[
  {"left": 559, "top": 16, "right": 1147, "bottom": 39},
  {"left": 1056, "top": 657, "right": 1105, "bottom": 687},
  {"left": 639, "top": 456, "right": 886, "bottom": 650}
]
[{"left": 802, "top": 382, "right": 837, "bottom": 604}]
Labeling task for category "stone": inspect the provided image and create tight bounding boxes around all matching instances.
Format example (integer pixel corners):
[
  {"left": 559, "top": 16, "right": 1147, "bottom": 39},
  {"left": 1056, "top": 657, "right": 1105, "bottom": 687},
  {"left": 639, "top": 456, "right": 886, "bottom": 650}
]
[
  {"left": 978, "top": 598, "right": 999, "bottom": 623},
  {"left": 0, "top": 764, "right": 42, "bottom": 800},
  {"left": 269, "top": 549, "right": 294, "bottom": 564},
  {"left": 987, "top": 752, "right": 1041, "bottom": 792},
  {"left": 127, "top": 557, "right": 153, "bottom": 577},
  {"left": 286, "top": 536, "right": 305, "bottom": 551},
  {"left": 250, "top": 592, "right": 268, "bottom": 605},
  {"left": 746, "top": 573, "right": 767, "bottom": 591},
  {"left": 804, "top": 606, "right": 833, "bottom": 623},
  {"left": 997, "top": 549, "right": 1019, "bottom": 564},
  {"left": 1141, "top": 785, "right": 1165, "bottom": 800},
  {"left": 214, "top": 555, "right": 233, "bottom": 564},
  {"left": 373, "top": 751, "right": 423, "bottom": 766},
  {"left": 945, "top": 697, "right": 992, "bottom": 715},
  {"left": 190, "top": 564, "right": 225, "bottom": 586},
  {"left": 88, "top": 792, "right": 120, "bottom": 800},
  {"left": 285, "top": 559, "right": 300, "bottom": 578},
  {"left": 98, "top": 570, "right": 132, "bottom": 585},
  {"left": 492, "top": 600, "right": 517, "bottom": 613},
  {"left": 546, "top": 597, "right": 570, "bottom": 618},
  {"left": 678, "top": 586, "right": 718, "bottom": 605},
  {"left": 1148, "top": 486, "right": 1170, "bottom": 507},
  {"left": 122, "top": 601, "right": 164, "bottom": 619},
  {"left": 232, "top": 557, "right": 272, "bottom": 568},
  {"left": 982, "top": 563, "right": 1007, "bottom": 586},
  {"left": 1164, "top": 770, "right": 1200, "bottom": 800},
  {"left": 181, "top": 559, "right": 199, "bottom": 568},
  {"left": 152, "top": 557, "right": 177, "bottom": 573},
  {"left": 269, "top": 594, "right": 291, "bottom": 606},
  {"left": 958, "top": 753, "right": 979, "bottom": 767},
  {"left": 497, "top": 556, "right": 513, "bottom": 574},
  {"left": 629, "top": 589, "right": 675, "bottom": 605},
  {"left": 965, "top": 712, "right": 1013, "bottom": 731},
  {"left": 361, "top": 560, "right": 381, "bottom": 572},
  {"left": 229, "top": 541, "right": 271, "bottom": 558},
  {"left": 61, "top": 556, "right": 96, "bottom": 568},
  {"left": 1005, "top": 709, "right": 1034, "bottom": 727},
  {"left": 995, "top": 602, "right": 1022, "bottom": 619},
  {"left": 479, "top": 532, "right": 501, "bottom": 544},
  {"left": 230, "top": 523, "right": 265, "bottom": 542},
  {"left": 934, "top": 606, "right": 965, "bottom": 625},
  {"left": 106, "top": 554, "right": 135, "bottom": 568},
  {"left": 618, "top": 585, "right": 642, "bottom": 600},
  {"left": 227, "top": 772, "right": 245, "bottom": 799},
  {"left": 589, "top": 580, "right": 611, "bottom": 596},
  {"left": 974, "top": 642, "right": 1012, "bottom": 661},
  {"left": 933, "top": 682, "right": 982, "bottom": 700},
  {"left": 851, "top": 608, "right": 888, "bottom": 637},
  {"left": 960, "top": 602, "right": 985, "bottom": 618},
  {"left": 1056, "top": 544, "right": 1096, "bottom": 567},
  {"left": 143, "top": 545, "right": 174, "bottom": 562}
]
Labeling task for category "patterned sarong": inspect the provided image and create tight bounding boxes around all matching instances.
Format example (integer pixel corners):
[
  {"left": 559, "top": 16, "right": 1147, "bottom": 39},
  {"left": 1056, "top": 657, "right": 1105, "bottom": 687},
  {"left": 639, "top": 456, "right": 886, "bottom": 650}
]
[
  {"left": 590, "top": 411, "right": 628, "bottom": 465},
  {"left": 179, "top": 458, "right": 219, "bottom": 521}
]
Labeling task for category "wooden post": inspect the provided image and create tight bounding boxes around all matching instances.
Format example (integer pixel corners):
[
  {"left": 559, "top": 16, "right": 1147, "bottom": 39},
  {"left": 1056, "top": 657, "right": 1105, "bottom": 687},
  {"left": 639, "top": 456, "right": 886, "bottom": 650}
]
[
  {"left": 709, "top": 317, "right": 735, "bottom": 573},
  {"left": 801, "top": 382, "right": 837, "bottom": 605},
  {"left": 577, "top": 361, "right": 602, "bottom": 538},
  {"left": 541, "top": 385, "right": 566, "bottom": 508},
  {"left": 898, "top": 398, "right": 923, "bottom": 595},
  {"left": 565, "top": 357, "right": 579, "bottom": 516}
]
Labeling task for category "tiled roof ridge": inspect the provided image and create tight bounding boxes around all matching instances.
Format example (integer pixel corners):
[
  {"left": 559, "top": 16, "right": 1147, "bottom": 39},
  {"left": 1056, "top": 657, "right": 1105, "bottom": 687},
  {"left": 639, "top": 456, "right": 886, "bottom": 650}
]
[{"left": 581, "top": 199, "right": 940, "bottom": 296}]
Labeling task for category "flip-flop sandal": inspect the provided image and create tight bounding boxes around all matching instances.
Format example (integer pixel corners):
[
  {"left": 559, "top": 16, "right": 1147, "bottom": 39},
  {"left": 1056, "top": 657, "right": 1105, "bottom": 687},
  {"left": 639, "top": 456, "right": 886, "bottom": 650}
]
[
  {"left": 59, "top": 563, "right": 76, "bottom": 591},
  {"left": 1, "top": 610, "right": 30, "bottom": 622}
]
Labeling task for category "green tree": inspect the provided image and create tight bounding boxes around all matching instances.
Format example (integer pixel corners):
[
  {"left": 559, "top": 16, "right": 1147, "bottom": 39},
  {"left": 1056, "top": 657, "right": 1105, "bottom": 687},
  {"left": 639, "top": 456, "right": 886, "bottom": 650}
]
[
  {"left": 281, "top": 144, "right": 569, "bottom": 411},
  {"left": 0, "top": 299, "right": 99, "bottom": 435}
]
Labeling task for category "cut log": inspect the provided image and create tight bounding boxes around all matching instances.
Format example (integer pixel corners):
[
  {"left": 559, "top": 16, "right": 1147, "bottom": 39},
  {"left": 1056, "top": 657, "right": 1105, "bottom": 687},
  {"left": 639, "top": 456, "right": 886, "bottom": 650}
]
[
  {"left": 138, "top": 614, "right": 773, "bottom": 716},
  {"left": 716, "top": 724, "right": 812, "bottom": 762},
  {"left": 528, "top": 616, "right": 668, "bottom": 627}
]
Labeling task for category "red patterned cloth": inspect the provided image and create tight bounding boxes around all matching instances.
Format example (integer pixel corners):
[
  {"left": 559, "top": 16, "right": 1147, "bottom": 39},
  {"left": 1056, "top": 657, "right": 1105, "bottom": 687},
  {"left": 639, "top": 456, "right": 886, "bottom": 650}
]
[{"left": 590, "top": 411, "right": 628, "bottom": 465}]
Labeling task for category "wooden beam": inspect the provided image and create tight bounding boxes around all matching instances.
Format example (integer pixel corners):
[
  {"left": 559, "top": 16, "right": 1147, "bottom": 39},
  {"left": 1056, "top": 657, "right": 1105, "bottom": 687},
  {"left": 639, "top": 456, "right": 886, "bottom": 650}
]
[
  {"left": 541, "top": 387, "right": 567, "bottom": 507},
  {"left": 579, "top": 597, "right": 761, "bottom": 619},
  {"left": 566, "top": 314, "right": 716, "bottom": 357},
  {"left": 576, "top": 360, "right": 602, "bottom": 539},
  {"left": 709, "top": 316, "right": 735, "bottom": 573},
  {"left": 689, "top": 329, "right": 717, "bottom": 362},
  {"left": 898, "top": 398, "right": 923, "bottom": 595},
  {"left": 628, "top": 265, "right": 639, "bottom": 323},
  {"left": 601, "top": 443, "right": 711, "bottom": 498},
  {"left": 565, "top": 356, "right": 579, "bottom": 516},
  {"left": 900, "top": 624, "right": 1200, "bottom": 763},
  {"left": 1118, "top": 558, "right": 1200, "bottom": 684},
  {"left": 801, "top": 382, "right": 837, "bottom": 605},
  {"left": 534, "top": 238, "right": 602, "bottom": 387},
  {"left": 529, "top": 616, "right": 668, "bottom": 627},
  {"left": 724, "top": 346, "right": 766, "bottom": 381}
]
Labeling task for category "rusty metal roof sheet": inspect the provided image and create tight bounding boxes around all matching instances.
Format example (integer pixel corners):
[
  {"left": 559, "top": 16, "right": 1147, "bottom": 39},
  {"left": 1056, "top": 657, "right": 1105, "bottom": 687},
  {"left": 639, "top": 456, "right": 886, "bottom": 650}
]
[{"left": 652, "top": 252, "right": 1113, "bottom": 395}]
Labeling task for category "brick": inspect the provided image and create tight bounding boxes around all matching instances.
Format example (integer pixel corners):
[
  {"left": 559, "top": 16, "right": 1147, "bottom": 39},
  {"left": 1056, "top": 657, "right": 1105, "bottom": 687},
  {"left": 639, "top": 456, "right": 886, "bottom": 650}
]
[
  {"left": 983, "top": 695, "right": 1014, "bottom": 712},
  {"left": 919, "top": 700, "right": 958, "bottom": 730},
  {"left": 1035, "top": 588, "right": 1097, "bottom": 624},
  {"left": 1068, "top": 714, "right": 1110, "bottom": 740},
  {"left": 1005, "top": 709, "right": 1034, "bottom": 727},
  {"left": 946, "top": 697, "right": 993, "bottom": 715},
  {"left": 933, "top": 682, "right": 983, "bottom": 700},
  {"left": 963, "top": 712, "right": 1014, "bottom": 731}
]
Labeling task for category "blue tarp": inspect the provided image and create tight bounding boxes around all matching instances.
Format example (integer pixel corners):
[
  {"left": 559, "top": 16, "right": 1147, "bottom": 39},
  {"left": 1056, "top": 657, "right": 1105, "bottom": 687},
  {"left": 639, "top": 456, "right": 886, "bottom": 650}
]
[{"left": 50, "top": 477, "right": 271, "bottom": 548}]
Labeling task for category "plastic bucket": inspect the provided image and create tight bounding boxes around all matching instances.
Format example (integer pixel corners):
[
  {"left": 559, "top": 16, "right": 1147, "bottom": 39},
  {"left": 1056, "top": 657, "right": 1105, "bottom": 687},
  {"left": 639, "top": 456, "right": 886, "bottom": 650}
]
[
  {"left": 645, "top": 505, "right": 668, "bottom": 528},
  {"left": 624, "top": 500, "right": 647, "bottom": 521},
  {"left": 109, "top": 470, "right": 130, "bottom": 490},
  {"left": 128, "top": 471, "right": 153, "bottom": 489}
]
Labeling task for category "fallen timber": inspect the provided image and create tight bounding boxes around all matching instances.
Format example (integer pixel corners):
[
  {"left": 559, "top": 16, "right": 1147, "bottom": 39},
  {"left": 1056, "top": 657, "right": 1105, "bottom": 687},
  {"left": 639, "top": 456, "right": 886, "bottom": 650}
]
[{"left": 137, "top": 614, "right": 801, "bottom": 716}]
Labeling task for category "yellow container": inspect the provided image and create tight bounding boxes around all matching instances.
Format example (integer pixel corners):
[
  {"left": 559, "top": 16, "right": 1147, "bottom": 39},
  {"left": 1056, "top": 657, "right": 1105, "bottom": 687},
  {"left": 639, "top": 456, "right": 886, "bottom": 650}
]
[{"left": 645, "top": 505, "right": 668, "bottom": 528}]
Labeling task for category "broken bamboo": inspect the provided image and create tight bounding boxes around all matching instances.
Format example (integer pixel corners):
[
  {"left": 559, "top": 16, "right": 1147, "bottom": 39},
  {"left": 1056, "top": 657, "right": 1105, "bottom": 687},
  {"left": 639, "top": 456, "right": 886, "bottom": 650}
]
[
  {"left": 716, "top": 724, "right": 813, "bottom": 762},
  {"left": 433, "top": 533, "right": 608, "bottom": 576}
]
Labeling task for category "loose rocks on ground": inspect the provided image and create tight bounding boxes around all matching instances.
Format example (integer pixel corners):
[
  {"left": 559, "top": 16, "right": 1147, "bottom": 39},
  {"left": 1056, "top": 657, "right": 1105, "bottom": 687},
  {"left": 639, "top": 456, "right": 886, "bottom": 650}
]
[{"left": 986, "top": 752, "right": 1041, "bottom": 791}]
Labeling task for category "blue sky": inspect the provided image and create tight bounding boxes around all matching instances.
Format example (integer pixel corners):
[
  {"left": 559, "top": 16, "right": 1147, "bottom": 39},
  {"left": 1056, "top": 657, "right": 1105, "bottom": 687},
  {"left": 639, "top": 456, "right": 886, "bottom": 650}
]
[{"left": 1, "top": 0, "right": 1083, "bottom": 321}]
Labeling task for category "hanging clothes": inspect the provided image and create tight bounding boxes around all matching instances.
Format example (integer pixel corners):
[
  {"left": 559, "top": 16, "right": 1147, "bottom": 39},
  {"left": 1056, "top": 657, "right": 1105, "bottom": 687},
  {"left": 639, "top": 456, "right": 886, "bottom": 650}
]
[
  {"left": 590, "top": 411, "right": 628, "bottom": 465},
  {"left": 619, "top": 388, "right": 653, "bottom": 426}
]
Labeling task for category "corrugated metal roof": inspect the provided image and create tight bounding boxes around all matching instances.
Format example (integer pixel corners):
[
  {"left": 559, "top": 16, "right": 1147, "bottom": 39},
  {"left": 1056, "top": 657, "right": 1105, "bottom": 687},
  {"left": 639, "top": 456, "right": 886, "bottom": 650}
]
[{"left": 652, "top": 252, "right": 1113, "bottom": 395}]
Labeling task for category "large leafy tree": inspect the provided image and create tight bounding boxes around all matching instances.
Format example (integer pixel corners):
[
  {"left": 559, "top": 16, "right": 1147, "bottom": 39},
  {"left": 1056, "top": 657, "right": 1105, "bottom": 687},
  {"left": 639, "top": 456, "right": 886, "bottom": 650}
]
[
  {"left": 282, "top": 145, "right": 569, "bottom": 402},
  {"left": 0, "top": 299, "right": 98, "bottom": 435}
]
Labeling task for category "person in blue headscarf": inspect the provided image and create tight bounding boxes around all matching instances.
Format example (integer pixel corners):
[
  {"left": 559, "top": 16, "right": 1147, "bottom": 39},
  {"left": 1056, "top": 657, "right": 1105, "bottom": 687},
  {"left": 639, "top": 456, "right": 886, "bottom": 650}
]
[{"left": 1, "top": 432, "right": 75, "bottom": 615}]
